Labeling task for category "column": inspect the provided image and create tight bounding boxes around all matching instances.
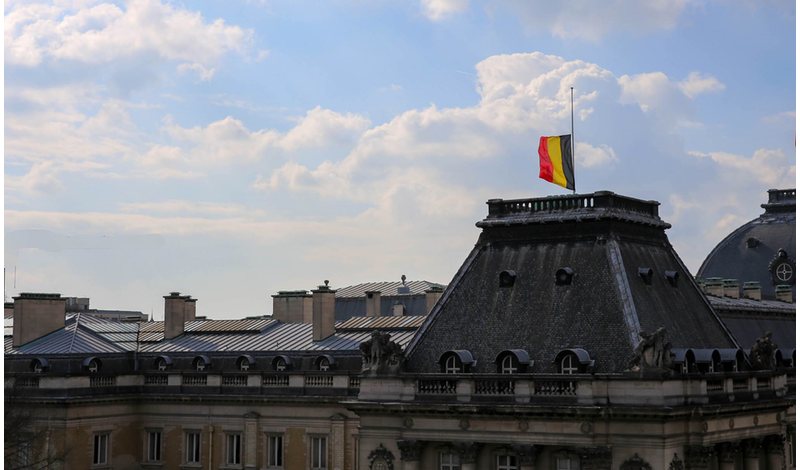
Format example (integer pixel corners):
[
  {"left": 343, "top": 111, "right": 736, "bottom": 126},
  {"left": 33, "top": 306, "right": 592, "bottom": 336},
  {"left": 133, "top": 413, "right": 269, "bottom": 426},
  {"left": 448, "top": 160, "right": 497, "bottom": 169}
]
[
  {"left": 455, "top": 442, "right": 480, "bottom": 470},
  {"left": 397, "top": 440, "right": 423, "bottom": 470},
  {"left": 742, "top": 439, "right": 762, "bottom": 470},
  {"left": 764, "top": 435, "right": 784, "bottom": 470},
  {"left": 243, "top": 412, "right": 259, "bottom": 470},
  {"left": 578, "top": 447, "right": 612, "bottom": 470},
  {"left": 513, "top": 444, "right": 538, "bottom": 470},
  {"left": 331, "top": 414, "right": 345, "bottom": 470}
]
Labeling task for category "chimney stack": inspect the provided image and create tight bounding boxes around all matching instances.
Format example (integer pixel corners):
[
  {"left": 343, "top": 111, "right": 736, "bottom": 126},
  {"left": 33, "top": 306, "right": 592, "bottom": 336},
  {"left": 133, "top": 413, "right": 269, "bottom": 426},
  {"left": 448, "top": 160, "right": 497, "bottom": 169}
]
[
  {"left": 425, "top": 286, "right": 444, "bottom": 313},
  {"left": 775, "top": 285, "right": 794, "bottom": 303},
  {"left": 365, "top": 290, "right": 382, "bottom": 317},
  {"left": 312, "top": 281, "right": 336, "bottom": 341},
  {"left": 271, "top": 291, "right": 313, "bottom": 323},
  {"left": 704, "top": 277, "right": 724, "bottom": 297},
  {"left": 742, "top": 281, "right": 762, "bottom": 300},
  {"left": 164, "top": 292, "right": 190, "bottom": 340},
  {"left": 12, "top": 293, "right": 66, "bottom": 347},
  {"left": 723, "top": 279, "right": 740, "bottom": 298},
  {"left": 184, "top": 297, "right": 197, "bottom": 322}
]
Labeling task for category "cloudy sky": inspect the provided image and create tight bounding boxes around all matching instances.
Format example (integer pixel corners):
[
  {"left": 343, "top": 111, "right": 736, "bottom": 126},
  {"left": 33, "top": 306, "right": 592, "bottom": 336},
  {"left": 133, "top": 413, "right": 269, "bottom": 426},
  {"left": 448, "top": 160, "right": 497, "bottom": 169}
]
[{"left": 4, "top": 0, "right": 796, "bottom": 319}]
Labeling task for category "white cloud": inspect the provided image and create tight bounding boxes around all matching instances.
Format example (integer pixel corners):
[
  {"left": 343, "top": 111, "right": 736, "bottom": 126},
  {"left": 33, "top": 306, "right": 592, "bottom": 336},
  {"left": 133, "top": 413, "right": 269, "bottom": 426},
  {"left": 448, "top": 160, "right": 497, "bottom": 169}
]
[
  {"left": 576, "top": 142, "right": 617, "bottom": 168},
  {"left": 280, "top": 107, "right": 371, "bottom": 152},
  {"left": 678, "top": 72, "right": 726, "bottom": 98},
  {"left": 119, "top": 200, "right": 267, "bottom": 218},
  {"left": 420, "top": 0, "right": 469, "bottom": 21},
  {"left": 688, "top": 148, "right": 796, "bottom": 186},
  {"left": 5, "top": 0, "right": 253, "bottom": 79},
  {"left": 498, "top": 0, "right": 688, "bottom": 40}
]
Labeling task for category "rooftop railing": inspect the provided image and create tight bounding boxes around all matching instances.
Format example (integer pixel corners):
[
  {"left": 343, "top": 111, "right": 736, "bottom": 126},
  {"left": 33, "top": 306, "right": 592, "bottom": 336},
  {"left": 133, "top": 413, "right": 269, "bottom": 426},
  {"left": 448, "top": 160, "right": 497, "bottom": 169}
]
[{"left": 485, "top": 191, "right": 660, "bottom": 220}]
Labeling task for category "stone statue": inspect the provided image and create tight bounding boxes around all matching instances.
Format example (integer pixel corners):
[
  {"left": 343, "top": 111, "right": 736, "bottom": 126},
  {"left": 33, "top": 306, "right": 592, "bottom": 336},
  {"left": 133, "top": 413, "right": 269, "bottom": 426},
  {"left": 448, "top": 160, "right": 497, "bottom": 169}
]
[
  {"left": 360, "top": 331, "right": 404, "bottom": 375},
  {"left": 629, "top": 327, "right": 672, "bottom": 373},
  {"left": 749, "top": 331, "right": 777, "bottom": 370}
]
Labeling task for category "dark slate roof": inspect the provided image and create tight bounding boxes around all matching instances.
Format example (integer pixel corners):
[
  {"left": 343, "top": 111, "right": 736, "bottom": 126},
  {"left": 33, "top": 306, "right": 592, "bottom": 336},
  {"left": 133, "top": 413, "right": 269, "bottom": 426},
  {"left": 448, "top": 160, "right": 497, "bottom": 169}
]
[
  {"left": 333, "top": 280, "right": 444, "bottom": 320},
  {"left": 335, "top": 280, "right": 445, "bottom": 298},
  {"left": 697, "top": 189, "right": 796, "bottom": 300},
  {"left": 405, "top": 191, "right": 738, "bottom": 374},
  {"left": 708, "top": 295, "right": 795, "bottom": 352}
]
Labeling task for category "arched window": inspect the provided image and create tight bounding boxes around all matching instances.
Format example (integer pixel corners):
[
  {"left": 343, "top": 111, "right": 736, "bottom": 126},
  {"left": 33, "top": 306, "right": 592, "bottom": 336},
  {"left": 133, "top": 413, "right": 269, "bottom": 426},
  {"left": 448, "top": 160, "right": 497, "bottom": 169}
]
[
  {"left": 30, "top": 357, "right": 49, "bottom": 373},
  {"left": 560, "top": 354, "right": 578, "bottom": 375},
  {"left": 501, "top": 355, "right": 517, "bottom": 374},
  {"left": 88, "top": 359, "right": 100, "bottom": 373},
  {"left": 155, "top": 356, "right": 172, "bottom": 371},
  {"left": 319, "top": 358, "right": 330, "bottom": 372},
  {"left": 445, "top": 355, "right": 460, "bottom": 374},
  {"left": 272, "top": 355, "right": 291, "bottom": 372},
  {"left": 192, "top": 356, "right": 210, "bottom": 372},
  {"left": 275, "top": 358, "right": 286, "bottom": 371},
  {"left": 237, "top": 355, "right": 255, "bottom": 372}
]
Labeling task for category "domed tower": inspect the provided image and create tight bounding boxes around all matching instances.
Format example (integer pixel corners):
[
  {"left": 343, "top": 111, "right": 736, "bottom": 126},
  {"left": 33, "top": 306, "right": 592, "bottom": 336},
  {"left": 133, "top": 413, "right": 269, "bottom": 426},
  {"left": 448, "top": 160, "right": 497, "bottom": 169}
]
[{"left": 697, "top": 189, "right": 796, "bottom": 300}]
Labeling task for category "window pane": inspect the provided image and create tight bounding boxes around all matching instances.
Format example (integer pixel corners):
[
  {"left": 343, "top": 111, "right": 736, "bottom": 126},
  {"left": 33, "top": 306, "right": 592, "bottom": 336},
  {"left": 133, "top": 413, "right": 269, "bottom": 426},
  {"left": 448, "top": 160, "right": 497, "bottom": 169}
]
[
  {"left": 269, "top": 435, "right": 283, "bottom": 466},
  {"left": 148, "top": 431, "right": 162, "bottom": 461}
]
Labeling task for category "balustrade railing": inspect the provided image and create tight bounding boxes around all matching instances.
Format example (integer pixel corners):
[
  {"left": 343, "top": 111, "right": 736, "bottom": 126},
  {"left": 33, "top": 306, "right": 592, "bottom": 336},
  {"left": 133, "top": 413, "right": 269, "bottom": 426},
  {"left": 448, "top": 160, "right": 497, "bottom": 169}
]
[
  {"left": 182, "top": 375, "right": 207, "bottom": 386},
  {"left": 417, "top": 378, "right": 457, "bottom": 395},
  {"left": 348, "top": 377, "right": 361, "bottom": 389},
  {"left": 90, "top": 376, "right": 116, "bottom": 388},
  {"left": 221, "top": 375, "right": 248, "bottom": 387},
  {"left": 16, "top": 377, "right": 40, "bottom": 388},
  {"left": 474, "top": 378, "right": 515, "bottom": 395},
  {"left": 305, "top": 375, "right": 333, "bottom": 388},
  {"left": 144, "top": 375, "right": 168, "bottom": 385},
  {"left": 262, "top": 375, "right": 289, "bottom": 387},
  {"left": 486, "top": 192, "right": 659, "bottom": 219},
  {"left": 533, "top": 379, "right": 576, "bottom": 396}
]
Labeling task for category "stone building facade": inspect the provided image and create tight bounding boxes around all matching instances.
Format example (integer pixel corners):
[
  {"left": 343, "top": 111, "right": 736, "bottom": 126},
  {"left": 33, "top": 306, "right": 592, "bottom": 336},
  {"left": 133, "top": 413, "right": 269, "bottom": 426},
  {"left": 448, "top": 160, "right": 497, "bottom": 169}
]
[{"left": 4, "top": 190, "right": 795, "bottom": 470}]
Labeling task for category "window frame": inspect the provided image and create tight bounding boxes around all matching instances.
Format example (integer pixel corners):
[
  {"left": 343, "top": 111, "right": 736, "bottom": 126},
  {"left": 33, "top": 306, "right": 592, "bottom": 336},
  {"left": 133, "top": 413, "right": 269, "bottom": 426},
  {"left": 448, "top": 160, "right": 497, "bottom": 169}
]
[
  {"left": 439, "top": 450, "right": 461, "bottom": 470},
  {"left": 560, "top": 354, "right": 579, "bottom": 375},
  {"left": 275, "top": 357, "right": 287, "bottom": 372},
  {"left": 266, "top": 433, "right": 284, "bottom": 469},
  {"left": 444, "top": 355, "right": 461, "bottom": 374},
  {"left": 319, "top": 357, "right": 330, "bottom": 372},
  {"left": 496, "top": 453, "right": 518, "bottom": 470},
  {"left": 500, "top": 354, "right": 517, "bottom": 374},
  {"left": 310, "top": 435, "right": 328, "bottom": 470},
  {"left": 184, "top": 430, "right": 202, "bottom": 464},
  {"left": 92, "top": 432, "right": 110, "bottom": 466},
  {"left": 146, "top": 429, "right": 163, "bottom": 463},
  {"left": 225, "top": 432, "right": 242, "bottom": 466}
]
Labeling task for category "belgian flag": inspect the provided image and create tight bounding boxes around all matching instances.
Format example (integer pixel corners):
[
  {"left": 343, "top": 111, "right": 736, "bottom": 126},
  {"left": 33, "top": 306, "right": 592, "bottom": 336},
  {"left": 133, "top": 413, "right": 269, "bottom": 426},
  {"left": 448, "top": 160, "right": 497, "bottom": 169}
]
[{"left": 538, "top": 135, "right": 574, "bottom": 190}]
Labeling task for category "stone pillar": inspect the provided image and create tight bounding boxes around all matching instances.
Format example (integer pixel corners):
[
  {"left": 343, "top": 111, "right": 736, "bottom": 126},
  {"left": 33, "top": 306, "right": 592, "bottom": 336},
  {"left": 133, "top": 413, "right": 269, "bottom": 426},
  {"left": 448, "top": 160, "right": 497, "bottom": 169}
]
[
  {"left": 578, "top": 447, "right": 612, "bottom": 470},
  {"left": 331, "top": 414, "right": 345, "bottom": 470},
  {"left": 716, "top": 443, "right": 738, "bottom": 470},
  {"left": 456, "top": 442, "right": 480, "bottom": 470},
  {"left": 686, "top": 446, "right": 714, "bottom": 470},
  {"left": 513, "top": 444, "right": 538, "bottom": 470},
  {"left": 742, "top": 439, "right": 762, "bottom": 470},
  {"left": 244, "top": 412, "right": 259, "bottom": 470},
  {"left": 764, "top": 436, "right": 784, "bottom": 470},
  {"left": 397, "top": 440, "right": 422, "bottom": 470}
]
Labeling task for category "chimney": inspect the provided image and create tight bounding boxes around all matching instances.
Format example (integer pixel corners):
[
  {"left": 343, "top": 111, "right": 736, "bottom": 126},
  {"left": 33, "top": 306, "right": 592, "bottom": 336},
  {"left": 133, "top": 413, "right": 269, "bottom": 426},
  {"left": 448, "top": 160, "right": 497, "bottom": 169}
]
[
  {"left": 12, "top": 293, "right": 66, "bottom": 347},
  {"left": 392, "top": 302, "right": 406, "bottom": 316},
  {"left": 704, "top": 277, "right": 724, "bottom": 297},
  {"left": 365, "top": 290, "right": 382, "bottom": 317},
  {"left": 312, "top": 281, "right": 336, "bottom": 341},
  {"left": 742, "top": 281, "right": 762, "bottom": 300},
  {"left": 164, "top": 292, "right": 189, "bottom": 340},
  {"left": 425, "top": 286, "right": 444, "bottom": 313},
  {"left": 775, "top": 285, "right": 794, "bottom": 303},
  {"left": 271, "top": 291, "right": 313, "bottom": 323},
  {"left": 723, "top": 279, "right": 740, "bottom": 298},
  {"left": 184, "top": 297, "right": 197, "bottom": 322}
]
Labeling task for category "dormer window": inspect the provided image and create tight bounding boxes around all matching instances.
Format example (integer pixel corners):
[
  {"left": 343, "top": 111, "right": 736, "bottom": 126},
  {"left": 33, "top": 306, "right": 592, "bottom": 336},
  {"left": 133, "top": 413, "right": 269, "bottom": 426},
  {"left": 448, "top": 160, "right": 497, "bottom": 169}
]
[
  {"left": 554, "top": 349, "right": 593, "bottom": 374},
  {"left": 83, "top": 357, "right": 101, "bottom": 373},
  {"left": 30, "top": 357, "right": 49, "bottom": 374},
  {"left": 495, "top": 350, "right": 530, "bottom": 374},
  {"left": 155, "top": 355, "right": 173, "bottom": 371},
  {"left": 237, "top": 355, "right": 255, "bottom": 372},
  {"left": 560, "top": 354, "right": 578, "bottom": 375},
  {"left": 319, "top": 358, "right": 330, "bottom": 371},
  {"left": 192, "top": 356, "right": 210, "bottom": 372},
  {"left": 439, "top": 350, "right": 475, "bottom": 374},
  {"left": 272, "top": 355, "right": 292, "bottom": 372}
]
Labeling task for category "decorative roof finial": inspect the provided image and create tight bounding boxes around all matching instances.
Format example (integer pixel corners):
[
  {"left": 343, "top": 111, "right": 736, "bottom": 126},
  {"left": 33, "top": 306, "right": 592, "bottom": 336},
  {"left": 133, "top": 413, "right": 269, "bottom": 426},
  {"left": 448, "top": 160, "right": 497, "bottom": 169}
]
[
  {"left": 324, "top": 280, "right": 330, "bottom": 287},
  {"left": 401, "top": 274, "right": 407, "bottom": 285}
]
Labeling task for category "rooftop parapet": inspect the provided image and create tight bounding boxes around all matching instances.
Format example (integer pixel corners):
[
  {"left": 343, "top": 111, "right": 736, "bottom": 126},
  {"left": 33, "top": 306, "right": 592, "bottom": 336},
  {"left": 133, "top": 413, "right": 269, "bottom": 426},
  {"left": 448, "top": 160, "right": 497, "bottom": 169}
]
[
  {"left": 478, "top": 191, "right": 670, "bottom": 229},
  {"left": 762, "top": 188, "right": 796, "bottom": 214}
]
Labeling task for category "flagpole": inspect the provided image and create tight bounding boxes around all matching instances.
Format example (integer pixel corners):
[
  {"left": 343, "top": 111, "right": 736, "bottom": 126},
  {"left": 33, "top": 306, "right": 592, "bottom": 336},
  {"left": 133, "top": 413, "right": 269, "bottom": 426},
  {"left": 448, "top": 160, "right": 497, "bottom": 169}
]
[{"left": 570, "top": 86, "right": 576, "bottom": 194}]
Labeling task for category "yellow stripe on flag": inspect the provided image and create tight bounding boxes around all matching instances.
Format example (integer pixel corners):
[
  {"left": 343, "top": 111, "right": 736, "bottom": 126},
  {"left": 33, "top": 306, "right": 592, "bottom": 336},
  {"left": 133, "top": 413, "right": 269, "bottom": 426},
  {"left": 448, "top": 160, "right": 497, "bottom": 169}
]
[{"left": 546, "top": 137, "right": 567, "bottom": 188}]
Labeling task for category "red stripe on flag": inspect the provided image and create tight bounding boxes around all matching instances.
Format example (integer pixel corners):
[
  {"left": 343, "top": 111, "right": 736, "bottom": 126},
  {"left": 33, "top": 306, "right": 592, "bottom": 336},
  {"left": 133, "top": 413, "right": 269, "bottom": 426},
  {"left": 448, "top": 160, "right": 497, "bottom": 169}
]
[{"left": 538, "top": 136, "right": 554, "bottom": 183}]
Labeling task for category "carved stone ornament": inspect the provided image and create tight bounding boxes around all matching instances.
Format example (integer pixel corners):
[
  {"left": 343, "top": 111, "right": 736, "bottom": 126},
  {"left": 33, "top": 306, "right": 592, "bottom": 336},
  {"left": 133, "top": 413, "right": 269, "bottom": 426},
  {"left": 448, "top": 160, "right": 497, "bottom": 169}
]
[
  {"left": 749, "top": 331, "right": 778, "bottom": 370},
  {"left": 628, "top": 327, "right": 673, "bottom": 374},
  {"left": 668, "top": 454, "right": 684, "bottom": 470},
  {"left": 619, "top": 454, "right": 653, "bottom": 470},
  {"left": 368, "top": 444, "right": 395, "bottom": 470},
  {"left": 396, "top": 440, "right": 422, "bottom": 462},
  {"left": 402, "top": 417, "right": 414, "bottom": 429},
  {"left": 454, "top": 442, "right": 480, "bottom": 464},
  {"left": 360, "top": 331, "right": 405, "bottom": 376},
  {"left": 458, "top": 418, "right": 470, "bottom": 430}
]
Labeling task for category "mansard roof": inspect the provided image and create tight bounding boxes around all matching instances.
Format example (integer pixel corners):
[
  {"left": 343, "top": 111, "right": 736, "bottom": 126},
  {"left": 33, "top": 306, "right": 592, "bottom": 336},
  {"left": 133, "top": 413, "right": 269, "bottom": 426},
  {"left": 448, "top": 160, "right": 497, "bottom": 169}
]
[{"left": 405, "top": 191, "right": 739, "bottom": 374}]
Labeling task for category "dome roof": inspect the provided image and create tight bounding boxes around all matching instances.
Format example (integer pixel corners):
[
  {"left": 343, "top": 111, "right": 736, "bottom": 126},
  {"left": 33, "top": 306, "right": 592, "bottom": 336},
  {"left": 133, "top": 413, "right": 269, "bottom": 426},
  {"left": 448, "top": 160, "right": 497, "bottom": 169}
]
[{"left": 697, "top": 189, "right": 796, "bottom": 300}]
